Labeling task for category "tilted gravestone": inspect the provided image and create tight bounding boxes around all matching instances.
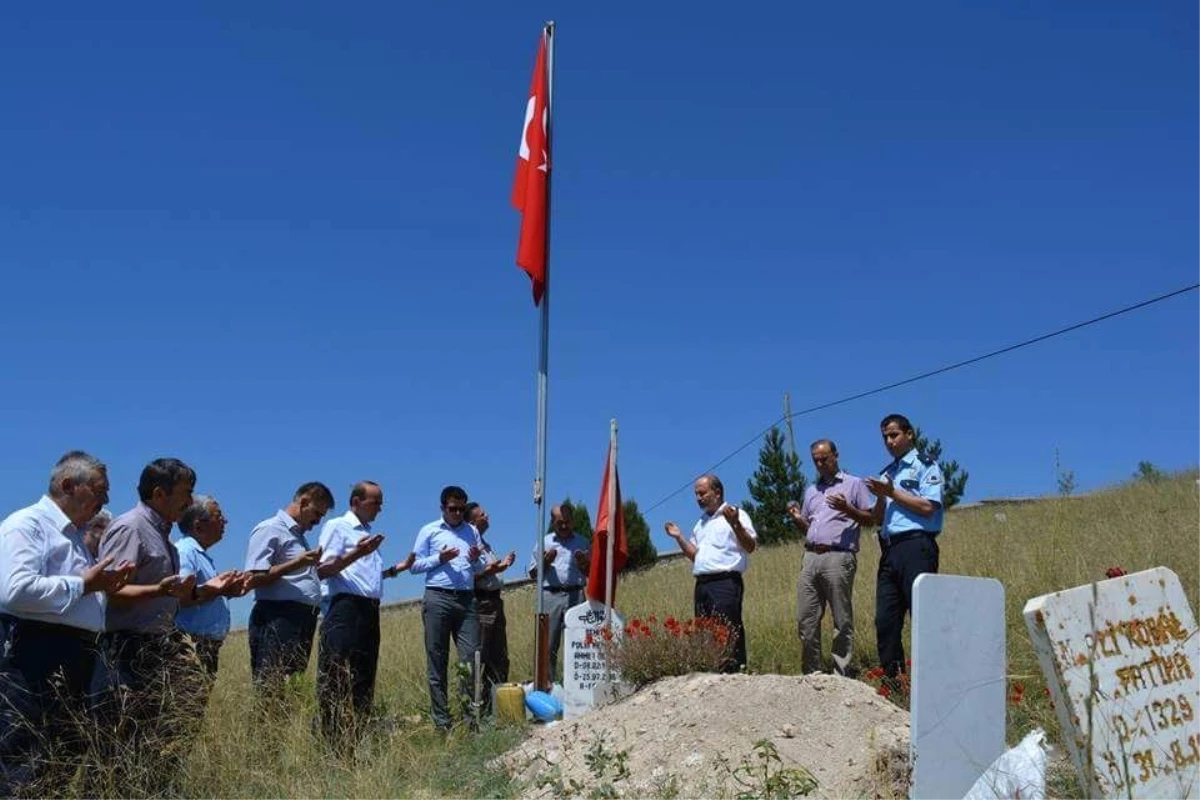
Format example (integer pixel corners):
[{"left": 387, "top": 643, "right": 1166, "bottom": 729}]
[{"left": 1025, "top": 567, "right": 1199, "bottom": 799}]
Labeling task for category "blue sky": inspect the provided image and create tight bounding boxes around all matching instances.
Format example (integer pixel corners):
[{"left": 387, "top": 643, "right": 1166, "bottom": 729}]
[{"left": 1, "top": 2, "right": 1195, "bottom": 616}]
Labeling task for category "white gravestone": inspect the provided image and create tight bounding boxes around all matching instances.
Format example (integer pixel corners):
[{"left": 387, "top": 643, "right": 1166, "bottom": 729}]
[
  {"left": 911, "top": 574, "right": 1007, "bottom": 800},
  {"left": 1024, "top": 567, "right": 1199, "bottom": 799},
  {"left": 563, "top": 599, "right": 625, "bottom": 720}
]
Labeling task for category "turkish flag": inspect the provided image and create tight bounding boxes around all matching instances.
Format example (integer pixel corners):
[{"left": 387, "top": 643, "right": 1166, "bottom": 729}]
[
  {"left": 587, "top": 448, "right": 628, "bottom": 606},
  {"left": 511, "top": 32, "right": 549, "bottom": 305}
]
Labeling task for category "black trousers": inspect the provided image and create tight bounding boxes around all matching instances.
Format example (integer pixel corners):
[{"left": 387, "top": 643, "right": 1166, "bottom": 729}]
[
  {"left": 0, "top": 616, "right": 100, "bottom": 796},
  {"left": 317, "top": 593, "right": 380, "bottom": 741},
  {"left": 694, "top": 572, "right": 747, "bottom": 672},
  {"left": 875, "top": 533, "right": 940, "bottom": 677},
  {"left": 476, "top": 590, "right": 509, "bottom": 713},
  {"left": 249, "top": 599, "right": 319, "bottom": 693}
]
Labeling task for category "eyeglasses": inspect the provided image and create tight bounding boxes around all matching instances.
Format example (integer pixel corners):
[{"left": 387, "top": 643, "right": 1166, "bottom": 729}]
[{"left": 444, "top": 505, "right": 466, "bottom": 513}]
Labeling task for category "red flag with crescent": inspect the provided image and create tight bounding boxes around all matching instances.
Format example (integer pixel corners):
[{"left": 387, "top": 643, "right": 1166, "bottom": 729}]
[{"left": 511, "top": 33, "right": 549, "bottom": 306}]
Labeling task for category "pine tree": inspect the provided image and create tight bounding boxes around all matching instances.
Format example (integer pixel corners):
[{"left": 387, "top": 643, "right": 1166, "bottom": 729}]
[
  {"left": 620, "top": 499, "right": 657, "bottom": 571},
  {"left": 741, "top": 426, "right": 807, "bottom": 545},
  {"left": 912, "top": 427, "right": 969, "bottom": 508}
]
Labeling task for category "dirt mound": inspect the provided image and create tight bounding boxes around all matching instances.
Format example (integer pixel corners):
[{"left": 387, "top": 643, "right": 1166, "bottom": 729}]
[{"left": 500, "top": 672, "right": 911, "bottom": 799}]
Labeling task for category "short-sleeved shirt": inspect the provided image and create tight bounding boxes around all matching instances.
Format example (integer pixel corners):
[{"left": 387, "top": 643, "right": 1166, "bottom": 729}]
[
  {"left": 800, "top": 472, "right": 873, "bottom": 552},
  {"left": 528, "top": 532, "right": 590, "bottom": 589},
  {"left": 880, "top": 448, "right": 945, "bottom": 536},
  {"left": 0, "top": 495, "right": 106, "bottom": 632},
  {"left": 101, "top": 502, "right": 180, "bottom": 633},
  {"left": 691, "top": 503, "right": 757, "bottom": 576},
  {"left": 245, "top": 510, "right": 321, "bottom": 606},
  {"left": 175, "top": 535, "right": 231, "bottom": 639},
  {"left": 475, "top": 531, "right": 505, "bottom": 593},
  {"left": 319, "top": 510, "right": 383, "bottom": 601},
  {"left": 410, "top": 518, "right": 485, "bottom": 591}
]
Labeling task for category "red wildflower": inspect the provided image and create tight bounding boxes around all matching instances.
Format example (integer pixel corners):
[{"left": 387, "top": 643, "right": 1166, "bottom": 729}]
[
  {"left": 584, "top": 632, "right": 594, "bottom": 647},
  {"left": 600, "top": 627, "right": 614, "bottom": 641},
  {"left": 647, "top": 614, "right": 657, "bottom": 623},
  {"left": 865, "top": 667, "right": 885, "bottom": 680},
  {"left": 1105, "top": 567, "right": 1127, "bottom": 579},
  {"left": 877, "top": 685, "right": 891, "bottom": 698}
]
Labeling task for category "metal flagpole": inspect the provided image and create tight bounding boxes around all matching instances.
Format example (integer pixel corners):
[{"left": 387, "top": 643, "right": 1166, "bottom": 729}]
[
  {"left": 604, "top": 418, "right": 617, "bottom": 625},
  {"left": 532, "top": 19, "right": 555, "bottom": 691}
]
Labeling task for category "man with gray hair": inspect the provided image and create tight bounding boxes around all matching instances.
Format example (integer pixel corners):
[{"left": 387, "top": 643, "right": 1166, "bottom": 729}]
[
  {"left": 787, "top": 439, "right": 875, "bottom": 676},
  {"left": 665, "top": 473, "right": 757, "bottom": 672},
  {"left": 176, "top": 495, "right": 244, "bottom": 681},
  {"left": 0, "top": 451, "right": 135, "bottom": 794}
]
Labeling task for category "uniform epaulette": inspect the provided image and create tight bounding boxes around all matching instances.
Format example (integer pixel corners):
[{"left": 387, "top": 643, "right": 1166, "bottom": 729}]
[{"left": 917, "top": 453, "right": 936, "bottom": 467}]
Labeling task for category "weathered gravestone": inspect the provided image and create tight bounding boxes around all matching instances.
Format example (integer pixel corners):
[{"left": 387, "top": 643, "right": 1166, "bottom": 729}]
[
  {"left": 911, "top": 574, "right": 1007, "bottom": 799},
  {"left": 1025, "top": 567, "right": 1199, "bottom": 799},
  {"left": 563, "top": 599, "right": 625, "bottom": 720}
]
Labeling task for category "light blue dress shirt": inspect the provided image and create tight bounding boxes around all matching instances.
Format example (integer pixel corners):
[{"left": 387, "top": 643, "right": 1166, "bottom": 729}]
[
  {"left": 319, "top": 510, "right": 383, "bottom": 601},
  {"left": 0, "top": 495, "right": 106, "bottom": 632},
  {"left": 410, "top": 519, "right": 484, "bottom": 590},
  {"left": 245, "top": 510, "right": 321, "bottom": 606},
  {"left": 175, "top": 535, "right": 231, "bottom": 639},
  {"left": 527, "top": 532, "right": 591, "bottom": 588},
  {"left": 880, "top": 448, "right": 945, "bottom": 536}
]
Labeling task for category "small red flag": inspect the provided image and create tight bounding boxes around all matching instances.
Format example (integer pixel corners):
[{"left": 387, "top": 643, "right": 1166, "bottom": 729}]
[
  {"left": 587, "top": 448, "right": 628, "bottom": 605},
  {"left": 511, "top": 32, "right": 549, "bottom": 305}
]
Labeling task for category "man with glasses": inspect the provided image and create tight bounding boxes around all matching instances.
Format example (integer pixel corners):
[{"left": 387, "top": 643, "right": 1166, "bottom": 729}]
[
  {"left": 410, "top": 486, "right": 485, "bottom": 732},
  {"left": 175, "top": 495, "right": 244, "bottom": 684},
  {"left": 0, "top": 451, "right": 134, "bottom": 795}
]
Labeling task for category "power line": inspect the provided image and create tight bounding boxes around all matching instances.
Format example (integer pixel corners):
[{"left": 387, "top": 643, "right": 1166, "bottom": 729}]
[{"left": 643, "top": 282, "right": 1199, "bottom": 514}]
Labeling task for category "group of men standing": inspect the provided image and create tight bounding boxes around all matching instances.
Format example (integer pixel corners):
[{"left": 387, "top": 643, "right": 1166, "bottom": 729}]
[
  {"left": 0, "top": 411, "right": 944, "bottom": 791},
  {"left": 664, "top": 413, "right": 945, "bottom": 681}
]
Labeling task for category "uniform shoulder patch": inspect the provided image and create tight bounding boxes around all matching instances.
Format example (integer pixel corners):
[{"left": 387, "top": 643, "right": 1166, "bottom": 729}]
[{"left": 917, "top": 453, "right": 936, "bottom": 467}]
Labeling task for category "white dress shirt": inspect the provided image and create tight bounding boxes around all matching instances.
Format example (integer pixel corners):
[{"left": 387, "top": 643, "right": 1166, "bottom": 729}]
[
  {"left": 0, "top": 495, "right": 106, "bottom": 632},
  {"left": 319, "top": 510, "right": 383, "bottom": 600},
  {"left": 690, "top": 502, "right": 757, "bottom": 576}
]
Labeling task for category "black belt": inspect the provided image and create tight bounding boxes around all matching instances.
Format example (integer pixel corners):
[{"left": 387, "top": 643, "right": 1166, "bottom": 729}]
[
  {"left": 330, "top": 593, "right": 380, "bottom": 608},
  {"left": 544, "top": 585, "right": 584, "bottom": 593},
  {"left": 805, "top": 543, "right": 855, "bottom": 554},
  {"left": 427, "top": 586, "right": 474, "bottom": 597},
  {"left": 880, "top": 530, "right": 938, "bottom": 547},
  {"left": 1, "top": 614, "right": 102, "bottom": 644},
  {"left": 255, "top": 599, "right": 320, "bottom": 616},
  {"left": 695, "top": 571, "right": 742, "bottom": 584}
]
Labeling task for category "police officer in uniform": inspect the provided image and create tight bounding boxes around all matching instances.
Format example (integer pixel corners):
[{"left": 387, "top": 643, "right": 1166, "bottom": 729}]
[{"left": 865, "top": 414, "right": 943, "bottom": 679}]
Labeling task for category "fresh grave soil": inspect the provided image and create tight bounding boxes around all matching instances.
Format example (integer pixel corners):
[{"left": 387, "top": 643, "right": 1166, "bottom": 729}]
[{"left": 500, "top": 672, "right": 912, "bottom": 799}]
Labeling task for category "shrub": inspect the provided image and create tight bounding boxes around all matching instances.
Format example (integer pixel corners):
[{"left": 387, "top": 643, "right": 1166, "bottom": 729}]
[{"left": 598, "top": 614, "right": 734, "bottom": 687}]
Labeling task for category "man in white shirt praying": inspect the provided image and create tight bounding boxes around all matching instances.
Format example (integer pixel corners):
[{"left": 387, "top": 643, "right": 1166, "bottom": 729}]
[
  {"left": 664, "top": 473, "right": 757, "bottom": 672},
  {"left": 0, "top": 451, "right": 134, "bottom": 795}
]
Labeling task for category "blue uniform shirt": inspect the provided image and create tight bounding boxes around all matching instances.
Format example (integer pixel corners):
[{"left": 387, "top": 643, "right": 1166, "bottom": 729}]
[
  {"left": 175, "top": 535, "right": 231, "bottom": 640},
  {"left": 880, "top": 448, "right": 944, "bottom": 536}
]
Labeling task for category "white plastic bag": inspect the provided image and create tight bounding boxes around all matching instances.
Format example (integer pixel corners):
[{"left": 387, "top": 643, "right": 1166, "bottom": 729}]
[{"left": 963, "top": 729, "right": 1048, "bottom": 800}]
